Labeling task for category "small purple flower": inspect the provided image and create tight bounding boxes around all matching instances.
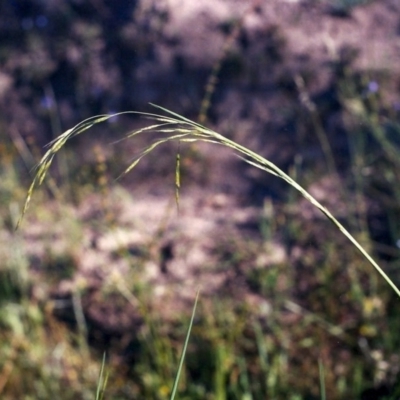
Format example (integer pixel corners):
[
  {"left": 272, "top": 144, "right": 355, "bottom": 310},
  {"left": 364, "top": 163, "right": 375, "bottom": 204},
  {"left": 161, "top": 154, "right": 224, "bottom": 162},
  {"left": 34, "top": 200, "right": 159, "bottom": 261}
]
[
  {"left": 41, "top": 96, "right": 54, "bottom": 110},
  {"left": 367, "top": 81, "right": 379, "bottom": 93}
]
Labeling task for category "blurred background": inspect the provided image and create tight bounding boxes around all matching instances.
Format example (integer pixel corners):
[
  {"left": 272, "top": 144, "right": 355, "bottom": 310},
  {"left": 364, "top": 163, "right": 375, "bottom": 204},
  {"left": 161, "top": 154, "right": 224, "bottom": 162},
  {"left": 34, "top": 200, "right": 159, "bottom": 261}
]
[{"left": 1, "top": 0, "right": 400, "bottom": 398}]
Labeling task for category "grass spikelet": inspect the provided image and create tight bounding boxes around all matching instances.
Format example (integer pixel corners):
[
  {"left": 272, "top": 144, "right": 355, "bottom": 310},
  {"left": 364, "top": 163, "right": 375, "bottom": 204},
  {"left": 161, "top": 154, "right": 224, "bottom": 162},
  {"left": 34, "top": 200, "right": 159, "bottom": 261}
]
[{"left": 18, "top": 105, "right": 400, "bottom": 297}]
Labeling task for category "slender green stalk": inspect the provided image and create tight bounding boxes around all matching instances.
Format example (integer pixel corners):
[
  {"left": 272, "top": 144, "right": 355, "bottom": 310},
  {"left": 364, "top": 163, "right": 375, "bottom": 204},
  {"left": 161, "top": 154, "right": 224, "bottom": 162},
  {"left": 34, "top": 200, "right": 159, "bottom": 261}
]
[
  {"left": 318, "top": 358, "right": 326, "bottom": 400},
  {"left": 95, "top": 353, "right": 109, "bottom": 400},
  {"left": 170, "top": 290, "right": 200, "bottom": 400},
  {"left": 17, "top": 105, "right": 400, "bottom": 297}
]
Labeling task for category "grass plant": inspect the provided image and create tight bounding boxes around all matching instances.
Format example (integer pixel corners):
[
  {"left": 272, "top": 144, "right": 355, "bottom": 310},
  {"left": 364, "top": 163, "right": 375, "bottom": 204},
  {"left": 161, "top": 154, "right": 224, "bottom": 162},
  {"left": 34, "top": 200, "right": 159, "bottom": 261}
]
[
  {"left": 11, "top": 99, "right": 400, "bottom": 398},
  {"left": 3, "top": 17, "right": 400, "bottom": 396},
  {"left": 18, "top": 105, "right": 400, "bottom": 300},
  {"left": 3, "top": 1, "right": 399, "bottom": 397},
  {"left": 95, "top": 353, "right": 109, "bottom": 400}
]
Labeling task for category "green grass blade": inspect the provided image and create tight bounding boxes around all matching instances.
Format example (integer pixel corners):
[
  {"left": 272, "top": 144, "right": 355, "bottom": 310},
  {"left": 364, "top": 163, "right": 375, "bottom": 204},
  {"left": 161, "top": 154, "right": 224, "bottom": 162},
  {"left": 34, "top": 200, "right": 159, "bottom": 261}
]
[
  {"left": 318, "top": 358, "right": 326, "bottom": 400},
  {"left": 170, "top": 290, "right": 200, "bottom": 400},
  {"left": 95, "top": 352, "right": 108, "bottom": 400}
]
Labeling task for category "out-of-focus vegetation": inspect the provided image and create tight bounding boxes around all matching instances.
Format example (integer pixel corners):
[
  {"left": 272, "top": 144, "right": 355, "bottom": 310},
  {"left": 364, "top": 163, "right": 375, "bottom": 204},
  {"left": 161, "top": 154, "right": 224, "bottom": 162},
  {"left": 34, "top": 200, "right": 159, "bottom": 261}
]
[{"left": 1, "top": 0, "right": 400, "bottom": 399}]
